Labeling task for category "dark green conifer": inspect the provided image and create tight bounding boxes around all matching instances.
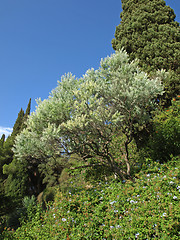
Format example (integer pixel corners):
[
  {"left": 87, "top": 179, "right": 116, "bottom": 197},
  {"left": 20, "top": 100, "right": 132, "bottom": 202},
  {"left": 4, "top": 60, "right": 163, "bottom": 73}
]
[
  {"left": 5, "top": 99, "right": 31, "bottom": 146},
  {"left": 10, "top": 108, "right": 24, "bottom": 139},
  {"left": 25, "top": 98, "right": 31, "bottom": 116},
  {"left": 3, "top": 108, "right": 24, "bottom": 164},
  {"left": 20, "top": 98, "right": 31, "bottom": 131},
  {"left": 0, "top": 134, "right": 5, "bottom": 147},
  {"left": 112, "top": 0, "right": 180, "bottom": 106},
  {"left": 0, "top": 100, "right": 32, "bottom": 218}
]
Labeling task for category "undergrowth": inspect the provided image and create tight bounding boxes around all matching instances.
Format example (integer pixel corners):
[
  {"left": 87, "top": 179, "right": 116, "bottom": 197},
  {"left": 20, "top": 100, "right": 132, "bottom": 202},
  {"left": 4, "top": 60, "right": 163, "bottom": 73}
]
[{"left": 1, "top": 157, "right": 180, "bottom": 239}]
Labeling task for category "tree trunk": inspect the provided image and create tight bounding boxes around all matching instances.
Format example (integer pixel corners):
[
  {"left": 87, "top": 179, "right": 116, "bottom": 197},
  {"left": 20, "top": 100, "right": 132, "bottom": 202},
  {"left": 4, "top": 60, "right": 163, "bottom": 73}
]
[{"left": 124, "top": 140, "right": 131, "bottom": 177}]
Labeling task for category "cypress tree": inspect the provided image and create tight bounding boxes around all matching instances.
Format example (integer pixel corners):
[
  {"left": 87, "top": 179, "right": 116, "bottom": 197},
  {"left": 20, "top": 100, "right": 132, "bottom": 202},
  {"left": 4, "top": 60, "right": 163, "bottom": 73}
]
[
  {"left": 0, "top": 134, "right": 5, "bottom": 147},
  {"left": 6, "top": 99, "right": 31, "bottom": 144},
  {"left": 10, "top": 108, "right": 24, "bottom": 139},
  {"left": 4, "top": 108, "right": 24, "bottom": 162},
  {"left": 20, "top": 98, "right": 31, "bottom": 131},
  {"left": 3, "top": 99, "right": 31, "bottom": 170},
  {"left": 25, "top": 98, "right": 31, "bottom": 116},
  {"left": 112, "top": 0, "right": 180, "bottom": 106},
  {"left": 0, "top": 100, "right": 32, "bottom": 218}
]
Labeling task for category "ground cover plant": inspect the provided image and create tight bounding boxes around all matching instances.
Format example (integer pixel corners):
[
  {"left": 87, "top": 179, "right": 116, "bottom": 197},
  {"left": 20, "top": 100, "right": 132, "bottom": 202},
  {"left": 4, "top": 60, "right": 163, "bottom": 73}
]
[{"left": 1, "top": 157, "right": 179, "bottom": 239}]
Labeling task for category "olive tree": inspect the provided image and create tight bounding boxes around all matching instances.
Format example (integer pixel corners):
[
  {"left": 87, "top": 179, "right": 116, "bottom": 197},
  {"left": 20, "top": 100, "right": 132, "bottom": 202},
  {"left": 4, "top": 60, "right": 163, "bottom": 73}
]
[{"left": 14, "top": 50, "right": 164, "bottom": 180}]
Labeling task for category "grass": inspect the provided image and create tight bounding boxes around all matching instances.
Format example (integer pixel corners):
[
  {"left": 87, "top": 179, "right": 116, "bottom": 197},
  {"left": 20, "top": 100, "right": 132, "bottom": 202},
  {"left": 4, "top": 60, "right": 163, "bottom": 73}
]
[{"left": 1, "top": 157, "right": 180, "bottom": 239}]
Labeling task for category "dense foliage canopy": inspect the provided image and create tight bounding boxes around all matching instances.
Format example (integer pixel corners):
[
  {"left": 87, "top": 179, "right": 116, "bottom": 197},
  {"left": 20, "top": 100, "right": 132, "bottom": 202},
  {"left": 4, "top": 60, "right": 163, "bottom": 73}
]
[
  {"left": 112, "top": 0, "right": 180, "bottom": 106},
  {"left": 13, "top": 50, "right": 164, "bottom": 181}
]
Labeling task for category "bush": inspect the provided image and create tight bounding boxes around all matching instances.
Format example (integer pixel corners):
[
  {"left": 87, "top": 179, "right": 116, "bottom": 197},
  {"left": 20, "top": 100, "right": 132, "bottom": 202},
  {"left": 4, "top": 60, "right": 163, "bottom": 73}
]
[
  {"left": 2, "top": 157, "right": 180, "bottom": 239},
  {"left": 149, "top": 96, "right": 180, "bottom": 162}
]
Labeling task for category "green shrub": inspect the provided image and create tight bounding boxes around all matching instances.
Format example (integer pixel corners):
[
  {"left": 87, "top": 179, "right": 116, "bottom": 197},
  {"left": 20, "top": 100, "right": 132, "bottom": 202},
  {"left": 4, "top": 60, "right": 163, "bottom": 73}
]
[
  {"left": 2, "top": 157, "right": 179, "bottom": 239},
  {"left": 149, "top": 96, "right": 180, "bottom": 162}
]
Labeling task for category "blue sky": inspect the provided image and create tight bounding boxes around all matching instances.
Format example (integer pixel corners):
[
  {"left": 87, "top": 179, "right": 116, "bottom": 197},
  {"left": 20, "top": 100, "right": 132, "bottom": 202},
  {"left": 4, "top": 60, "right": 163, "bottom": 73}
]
[{"left": 0, "top": 0, "right": 180, "bottom": 137}]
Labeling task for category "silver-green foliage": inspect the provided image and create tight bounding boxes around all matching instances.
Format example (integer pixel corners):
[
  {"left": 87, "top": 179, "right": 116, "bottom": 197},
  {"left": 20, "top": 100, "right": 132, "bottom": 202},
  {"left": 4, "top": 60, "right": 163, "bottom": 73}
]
[{"left": 13, "top": 50, "right": 164, "bottom": 179}]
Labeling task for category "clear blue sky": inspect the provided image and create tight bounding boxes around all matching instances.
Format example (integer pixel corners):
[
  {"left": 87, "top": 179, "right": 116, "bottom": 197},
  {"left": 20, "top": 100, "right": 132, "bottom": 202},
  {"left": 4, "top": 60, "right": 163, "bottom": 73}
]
[{"left": 0, "top": 0, "right": 180, "bottom": 137}]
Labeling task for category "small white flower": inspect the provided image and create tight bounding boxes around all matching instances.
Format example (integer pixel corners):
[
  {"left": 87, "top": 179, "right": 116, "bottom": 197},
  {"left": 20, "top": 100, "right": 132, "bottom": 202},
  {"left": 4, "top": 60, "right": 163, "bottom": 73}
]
[
  {"left": 62, "top": 218, "right": 67, "bottom": 222},
  {"left": 135, "top": 233, "right": 140, "bottom": 238},
  {"left": 114, "top": 210, "right": 118, "bottom": 213},
  {"left": 173, "top": 196, "right": 178, "bottom": 200},
  {"left": 110, "top": 226, "right": 114, "bottom": 229},
  {"left": 162, "top": 212, "right": 167, "bottom": 217},
  {"left": 169, "top": 181, "right": 174, "bottom": 185},
  {"left": 115, "top": 225, "right": 121, "bottom": 229}
]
